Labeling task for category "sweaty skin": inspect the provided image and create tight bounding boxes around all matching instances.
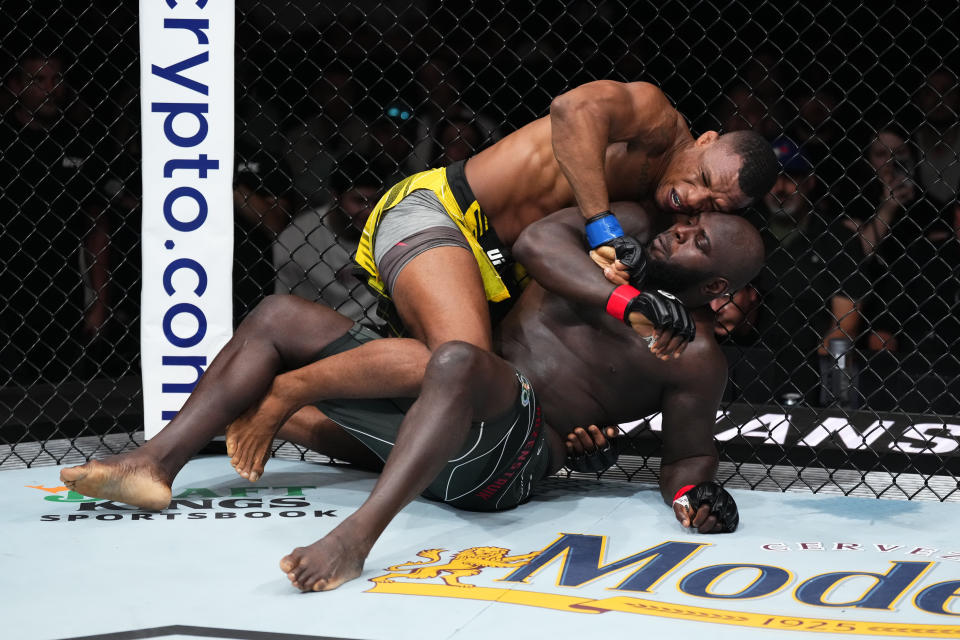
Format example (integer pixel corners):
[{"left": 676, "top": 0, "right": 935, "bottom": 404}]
[
  {"left": 466, "top": 80, "right": 749, "bottom": 243},
  {"left": 223, "top": 81, "right": 752, "bottom": 470},
  {"left": 274, "top": 282, "right": 727, "bottom": 592}
]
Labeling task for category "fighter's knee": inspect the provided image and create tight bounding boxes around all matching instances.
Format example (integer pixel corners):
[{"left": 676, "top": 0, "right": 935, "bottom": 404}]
[
  {"left": 426, "top": 341, "right": 486, "bottom": 382},
  {"left": 243, "top": 294, "right": 303, "bottom": 329}
]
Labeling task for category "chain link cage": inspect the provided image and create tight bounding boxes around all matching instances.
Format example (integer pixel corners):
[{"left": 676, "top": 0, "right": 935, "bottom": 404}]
[{"left": 1, "top": 2, "right": 958, "bottom": 501}]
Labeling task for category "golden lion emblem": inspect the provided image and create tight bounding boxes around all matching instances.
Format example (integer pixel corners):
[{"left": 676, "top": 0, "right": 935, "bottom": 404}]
[{"left": 371, "top": 547, "right": 538, "bottom": 588}]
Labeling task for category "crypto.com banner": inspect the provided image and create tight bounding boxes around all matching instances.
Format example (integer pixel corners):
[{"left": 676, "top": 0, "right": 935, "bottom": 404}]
[{"left": 140, "top": 0, "right": 234, "bottom": 438}]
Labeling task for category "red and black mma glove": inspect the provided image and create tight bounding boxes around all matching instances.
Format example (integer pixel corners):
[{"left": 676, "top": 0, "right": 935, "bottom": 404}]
[
  {"left": 605, "top": 285, "right": 696, "bottom": 341},
  {"left": 673, "top": 481, "right": 740, "bottom": 533},
  {"left": 566, "top": 438, "right": 623, "bottom": 474},
  {"left": 585, "top": 211, "right": 647, "bottom": 286}
]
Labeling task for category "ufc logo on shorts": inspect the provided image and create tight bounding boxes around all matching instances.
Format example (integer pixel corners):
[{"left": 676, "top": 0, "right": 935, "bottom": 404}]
[{"left": 487, "top": 248, "right": 505, "bottom": 265}]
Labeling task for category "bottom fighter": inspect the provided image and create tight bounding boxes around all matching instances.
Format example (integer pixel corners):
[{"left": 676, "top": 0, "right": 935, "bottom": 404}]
[{"left": 60, "top": 204, "right": 764, "bottom": 592}]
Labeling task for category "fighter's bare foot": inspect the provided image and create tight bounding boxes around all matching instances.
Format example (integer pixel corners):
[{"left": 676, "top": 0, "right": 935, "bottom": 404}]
[
  {"left": 279, "top": 526, "right": 371, "bottom": 592},
  {"left": 226, "top": 394, "right": 293, "bottom": 482},
  {"left": 60, "top": 455, "right": 172, "bottom": 510}
]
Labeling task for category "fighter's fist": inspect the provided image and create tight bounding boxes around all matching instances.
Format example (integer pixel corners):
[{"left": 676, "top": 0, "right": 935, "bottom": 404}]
[
  {"left": 673, "top": 482, "right": 739, "bottom": 533},
  {"left": 608, "top": 287, "right": 695, "bottom": 359},
  {"left": 565, "top": 425, "right": 621, "bottom": 473},
  {"left": 586, "top": 216, "right": 647, "bottom": 287},
  {"left": 590, "top": 245, "right": 630, "bottom": 285}
]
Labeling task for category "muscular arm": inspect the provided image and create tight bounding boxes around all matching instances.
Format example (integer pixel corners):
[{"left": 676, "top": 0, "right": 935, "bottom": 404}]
[
  {"left": 512, "top": 201, "right": 650, "bottom": 306},
  {"left": 550, "top": 81, "right": 676, "bottom": 218},
  {"left": 656, "top": 375, "right": 723, "bottom": 505},
  {"left": 660, "top": 455, "right": 718, "bottom": 504}
]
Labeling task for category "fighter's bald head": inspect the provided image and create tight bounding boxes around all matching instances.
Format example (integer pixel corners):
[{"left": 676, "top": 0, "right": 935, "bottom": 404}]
[{"left": 706, "top": 213, "right": 764, "bottom": 294}]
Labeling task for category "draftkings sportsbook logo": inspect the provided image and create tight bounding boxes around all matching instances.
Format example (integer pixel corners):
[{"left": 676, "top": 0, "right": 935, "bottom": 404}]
[
  {"left": 368, "top": 534, "right": 960, "bottom": 638},
  {"left": 27, "top": 484, "right": 336, "bottom": 522}
]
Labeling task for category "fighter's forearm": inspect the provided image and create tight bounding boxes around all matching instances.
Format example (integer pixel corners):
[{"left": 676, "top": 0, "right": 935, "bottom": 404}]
[
  {"left": 659, "top": 454, "right": 719, "bottom": 505},
  {"left": 550, "top": 91, "right": 612, "bottom": 219},
  {"left": 513, "top": 209, "right": 615, "bottom": 307}
]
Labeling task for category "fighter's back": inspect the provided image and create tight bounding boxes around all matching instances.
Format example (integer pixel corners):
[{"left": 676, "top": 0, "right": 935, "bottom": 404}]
[{"left": 464, "top": 81, "right": 688, "bottom": 245}]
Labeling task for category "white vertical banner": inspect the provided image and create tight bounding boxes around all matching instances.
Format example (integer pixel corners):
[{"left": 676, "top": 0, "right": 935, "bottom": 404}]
[{"left": 140, "top": 0, "right": 234, "bottom": 438}]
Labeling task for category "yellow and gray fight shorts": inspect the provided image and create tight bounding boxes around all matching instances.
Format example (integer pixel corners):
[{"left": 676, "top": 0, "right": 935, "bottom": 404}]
[
  {"left": 314, "top": 324, "right": 551, "bottom": 512},
  {"left": 354, "top": 160, "right": 525, "bottom": 333}
]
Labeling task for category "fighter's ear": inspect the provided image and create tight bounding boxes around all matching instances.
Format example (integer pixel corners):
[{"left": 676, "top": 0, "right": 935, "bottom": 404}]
[
  {"left": 695, "top": 131, "right": 720, "bottom": 147},
  {"left": 702, "top": 276, "right": 729, "bottom": 298}
]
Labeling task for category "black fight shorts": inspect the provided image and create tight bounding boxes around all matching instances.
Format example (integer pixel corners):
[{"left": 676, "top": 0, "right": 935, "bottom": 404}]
[{"left": 313, "top": 324, "right": 551, "bottom": 511}]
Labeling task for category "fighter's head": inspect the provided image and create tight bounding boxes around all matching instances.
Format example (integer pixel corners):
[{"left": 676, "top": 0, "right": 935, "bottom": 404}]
[
  {"left": 644, "top": 212, "right": 764, "bottom": 308},
  {"left": 655, "top": 130, "right": 777, "bottom": 215}
]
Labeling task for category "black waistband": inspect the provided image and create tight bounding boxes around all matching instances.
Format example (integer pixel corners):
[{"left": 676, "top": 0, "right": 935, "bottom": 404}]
[{"left": 446, "top": 159, "right": 479, "bottom": 214}]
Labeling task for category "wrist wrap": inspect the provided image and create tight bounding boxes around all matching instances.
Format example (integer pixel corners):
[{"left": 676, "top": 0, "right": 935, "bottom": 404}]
[
  {"left": 606, "top": 285, "right": 641, "bottom": 322},
  {"left": 585, "top": 211, "right": 624, "bottom": 249},
  {"left": 673, "top": 484, "right": 696, "bottom": 502}
]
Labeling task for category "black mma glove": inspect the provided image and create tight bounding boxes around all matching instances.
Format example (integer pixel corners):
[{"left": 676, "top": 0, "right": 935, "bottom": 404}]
[
  {"left": 566, "top": 438, "right": 623, "bottom": 474},
  {"left": 673, "top": 481, "right": 739, "bottom": 533},
  {"left": 606, "top": 286, "right": 696, "bottom": 342},
  {"left": 606, "top": 235, "right": 648, "bottom": 287}
]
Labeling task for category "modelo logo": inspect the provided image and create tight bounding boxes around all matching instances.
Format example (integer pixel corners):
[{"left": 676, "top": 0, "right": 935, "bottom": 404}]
[{"left": 369, "top": 534, "right": 960, "bottom": 637}]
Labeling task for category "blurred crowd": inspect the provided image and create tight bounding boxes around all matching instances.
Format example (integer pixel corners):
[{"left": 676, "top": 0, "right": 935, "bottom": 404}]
[{"left": 0, "top": 31, "right": 958, "bottom": 417}]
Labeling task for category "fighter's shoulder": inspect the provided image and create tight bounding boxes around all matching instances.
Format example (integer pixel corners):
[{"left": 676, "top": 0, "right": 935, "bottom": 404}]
[
  {"left": 670, "top": 330, "right": 727, "bottom": 387},
  {"left": 610, "top": 200, "right": 656, "bottom": 241},
  {"left": 615, "top": 82, "right": 677, "bottom": 118}
]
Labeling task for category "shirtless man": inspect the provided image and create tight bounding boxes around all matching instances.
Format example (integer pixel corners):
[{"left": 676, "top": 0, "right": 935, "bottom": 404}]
[
  {"left": 355, "top": 81, "right": 776, "bottom": 353},
  {"left": 222, "top": 81, "right": 778, "bottom": 463},
  {"left": 60, "top": 203, "right": 764, "bottom": 593}
]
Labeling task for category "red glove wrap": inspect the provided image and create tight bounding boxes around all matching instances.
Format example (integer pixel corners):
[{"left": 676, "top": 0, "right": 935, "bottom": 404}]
[
  {"left": 673, "top": 484, "right": 696, "bottom": 502},
  {"left": 606, "top": 285, "right": 642, "bottom": 321}
]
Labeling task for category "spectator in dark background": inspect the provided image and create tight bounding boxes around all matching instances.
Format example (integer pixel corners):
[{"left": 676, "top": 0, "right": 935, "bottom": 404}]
[
  {"left": 274, "top": 153, "right": 385, "bottom": 329},
  {"left": 236, "top": 59, "right": 286, "bottom": 159},
  {"left": 710, "top": 284, "right": 769, "bottom": 403},
  {"left": 431, "top": 114, "right": 485, "bottom": 166},
  {"left": 788, "top": 85, "right": 851, "bottom": 193},
  {"left": 406, "top": 54, "right": 501, "bottom": 172},
  {"left": 100, "top": 83, "right": 143, "bottom": 375},
  {"left": 712, "top": 284, "right": 762, "bottom": 345},
  {"left": 752, "top": 138, "right": 871, "bottom": 405},
  {"left": 863, "top": 212, "right": 960, "bottom": 414},
  {"left": 283, "top": 61, "right": 370, "bottom": 206},
  {"left": 364, "top": 107, "right": 419, "bottom": 182},
  {"left": 716, "top": 83, "right": 779, "bottom": 140},
  {"left": 233, "top": 140, "right": 295, "bottom": 322},
  {"left": 857, "top": 121, "right": 960, "bottom": 412},
  {"left": 913, "top": 67, "right": 960, "bottom": 234},
  {"left": 846, "top": 126, "right": 925, "bottom": 260},
  {"left": 0, "top": 48, "right": 110, "bottom": 383}
]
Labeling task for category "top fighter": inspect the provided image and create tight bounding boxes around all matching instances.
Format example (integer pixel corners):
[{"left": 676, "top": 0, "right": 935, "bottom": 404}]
[
  {"left": 354, "top": 80, "right": 777, "bottom": 354},
  {"left": 60, "top": 202, "right": 765, "bottom": 592}
]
